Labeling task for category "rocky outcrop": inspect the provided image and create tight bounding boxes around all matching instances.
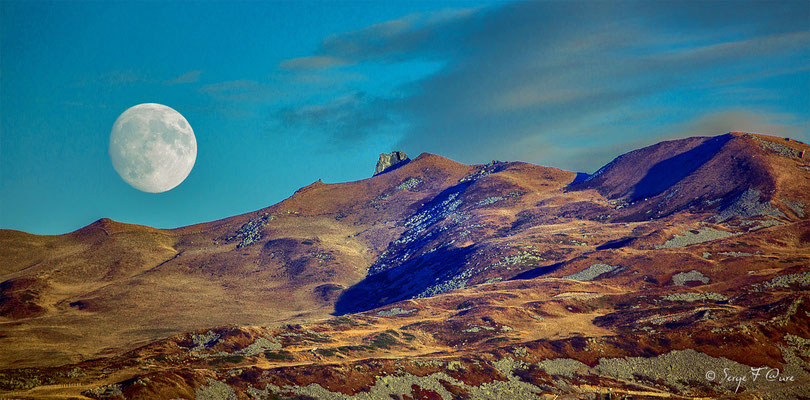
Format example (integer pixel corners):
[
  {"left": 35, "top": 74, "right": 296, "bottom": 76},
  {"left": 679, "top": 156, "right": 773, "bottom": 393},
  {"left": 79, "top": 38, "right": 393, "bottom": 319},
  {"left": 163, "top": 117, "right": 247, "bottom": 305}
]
[
  {"left": 223, "top": 212, "right": 274, "bottom": 248},
  {"left": 374, "top": 151, "right": 409, "bottom": 176}
]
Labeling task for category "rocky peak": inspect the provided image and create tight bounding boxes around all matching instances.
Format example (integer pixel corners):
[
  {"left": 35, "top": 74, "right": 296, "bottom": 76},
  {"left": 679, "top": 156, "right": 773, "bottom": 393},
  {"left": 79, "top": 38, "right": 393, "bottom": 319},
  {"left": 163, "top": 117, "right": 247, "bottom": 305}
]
[{"left": 374, "top": 151, "right": 409, "bottom": 176}]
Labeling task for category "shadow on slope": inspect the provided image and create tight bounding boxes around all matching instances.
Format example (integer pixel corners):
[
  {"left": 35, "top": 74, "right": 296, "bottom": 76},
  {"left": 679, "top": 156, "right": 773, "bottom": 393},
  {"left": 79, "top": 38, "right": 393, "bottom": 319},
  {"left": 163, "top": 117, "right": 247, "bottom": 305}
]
[
  {"left": 334, "top": 245, "right": 475, "bottom": 315},
  {"left": 570, "top": 134, "right": 732, "bottom": 200},
  {"left": 373, "top": 158, "right": 411, "bottom": 176},
  {"left": 569, "top": 172, "right": 590, "bottom": 185},
  {"left": 628, "top": 134, "right": 731, "bottom": 201},
  {"left": 334, "top": 170, "right": 503, "bottom": 315},
  {"left": 508, "top": 261, "right": 566, "bottom": 281}
]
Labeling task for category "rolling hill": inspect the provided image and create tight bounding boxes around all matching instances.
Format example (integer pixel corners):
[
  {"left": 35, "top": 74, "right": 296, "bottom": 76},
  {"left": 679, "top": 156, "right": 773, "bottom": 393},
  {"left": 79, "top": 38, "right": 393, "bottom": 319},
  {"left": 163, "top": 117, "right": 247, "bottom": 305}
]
[{"left": 1, "top": 132, "right": 809, "bottom": 399}]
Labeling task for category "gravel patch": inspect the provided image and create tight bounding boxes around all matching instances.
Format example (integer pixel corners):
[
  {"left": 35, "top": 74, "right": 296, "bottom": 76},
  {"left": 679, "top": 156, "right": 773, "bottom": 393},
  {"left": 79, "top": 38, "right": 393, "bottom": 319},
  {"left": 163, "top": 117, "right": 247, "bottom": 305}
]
[
  {"left": 253, "top": 356, "right": 546, "bottom": 400},
  {"left": 747, "top": 219, "right": 785, "bottom": 231},
  {"left": 782, "top": 199, "right": 806, "bottom": 218},
  {"left": 237, "top": 336, "right": 281, "bottom": 356},
  {"left": 459, "top": 161, "right": 502, "bottom": 183},
  {"left": 240, "top": 346, "right": 810, "bottom": 399},
  {"left": 783, "top": 334, "right": 810, "bottom": 358},
  {"left": 759, "top": 271, "right": 810, "bottom": 290},
  {"left": 563, "top": 263, "right": 620, "bottom": 281},
  {"left": 594, "top": 349, "right": 747, "bottom": 392},
  {"left": 475, "top": 196, "right": 504, "bottom": 207},
  {"left": 376, "top": 307, "right": 417, "bottom": 317},
  {"left": 672, "top": 270, "right": 710, "bottom": 286},
  {"left": 189, "top": 330, "right": 221, "bottom": 353},
  {"left": 493, "top": 252, "right": 546, "bottom": 268},
  {"left": 715, "top": 188, "right": 785, "bottom": 222},
  {"left": 404, "top": 192, "right": 463, "bottom": 233},
  {"left": 719, "top": 251, "right": 753, "bottom": 257},
  {"left": 536, "top": 358, "right": 591, "bottom": 378},
  {"left": 656, "top": 227, "right": 735, "bottom": 249},
  {"left": 196, "top": 378, "right": 237, "bottom": 400},
  {"left": 395, "top": 177, "right": 422, "bottom": 191},
  {"left": 226, "top": 213, "right": 274, "bottom": 248},
  {"left": 663, "top": 292, "right": 728, "bottom": 302},
  {"left": 84, "top": 384, "right": 123, "bottom": 399},
  {"left": 553, "top": 292, "right": 604, "bottom": 300},
  {"left": 416, "top": 267, "right": 475, "bottom": 298},
  {"left": 751, "top": 136, "right": 804, "bottom": 159},
  {"left": 463, "top": 325, "right": 496, "bottom": 333}
]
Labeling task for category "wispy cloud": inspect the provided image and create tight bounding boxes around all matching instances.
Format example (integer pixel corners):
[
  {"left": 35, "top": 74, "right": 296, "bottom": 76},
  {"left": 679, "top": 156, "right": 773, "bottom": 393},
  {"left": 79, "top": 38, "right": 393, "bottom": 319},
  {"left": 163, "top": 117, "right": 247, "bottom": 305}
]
[
  {"left": 274, "top": 1, "right": 810, "bottom": 171},
  {"left": 279, "top": 56, "right": 348, "bottom": 71},
  {"left": 199, "top": 80, "right": 278, "bottom": 102},
  {"left": 677, "top": 109, "right": 807, "bottom": 139},
  {"left": 101, "top": 69, "right": 148, "bottom": 85},
  {"left": 318, "top": 8, "right": 478, "bottom": 63},
  {"left": 73, "top": 69, "right": 151, "bottom": 87},
  {"left": 278, "top": 92, "right": 393, "bottom": 142},
  {"left": 165, "top": 70, "right": 202, "bottom": 85}
]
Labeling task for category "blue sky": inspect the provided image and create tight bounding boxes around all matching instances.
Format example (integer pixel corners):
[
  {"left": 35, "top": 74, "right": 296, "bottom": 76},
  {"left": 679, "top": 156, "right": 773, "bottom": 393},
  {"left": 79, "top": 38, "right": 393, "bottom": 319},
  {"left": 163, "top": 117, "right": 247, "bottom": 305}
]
[{"left": 1, "top": 1, "right": 808, "bottom": 234}]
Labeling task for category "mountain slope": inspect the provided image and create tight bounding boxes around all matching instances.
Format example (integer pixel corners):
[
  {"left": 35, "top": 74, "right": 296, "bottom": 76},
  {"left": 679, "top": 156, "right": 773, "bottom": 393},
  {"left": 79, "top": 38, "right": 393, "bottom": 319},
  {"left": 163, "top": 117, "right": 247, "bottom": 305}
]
[
  {"left": 1, "top": 132, "right": 809, "bottom": 399},
  {"left": 572, "top": 132, "right": 808, "bottom": 221},
  {"left": 0, "top": 153, "right": 478, "bottom": 367}
]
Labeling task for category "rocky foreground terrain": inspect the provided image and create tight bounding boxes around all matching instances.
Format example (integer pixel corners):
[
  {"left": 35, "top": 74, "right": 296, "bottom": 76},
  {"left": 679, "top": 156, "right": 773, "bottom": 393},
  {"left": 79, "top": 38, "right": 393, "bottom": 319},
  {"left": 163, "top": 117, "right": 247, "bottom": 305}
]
[{"left": 1, "top": 132, "right": 809, "bottom": 399}]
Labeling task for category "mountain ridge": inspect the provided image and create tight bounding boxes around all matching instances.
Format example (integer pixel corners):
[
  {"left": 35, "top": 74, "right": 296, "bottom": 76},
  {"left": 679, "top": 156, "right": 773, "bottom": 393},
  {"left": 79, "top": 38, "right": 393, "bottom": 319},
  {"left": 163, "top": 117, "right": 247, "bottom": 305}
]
[
  {"left": 1, "top": 132, "right": 809, "bottom": 399},
  {"left": 60, "top": 133, "right": 810, "bottom": 235}
]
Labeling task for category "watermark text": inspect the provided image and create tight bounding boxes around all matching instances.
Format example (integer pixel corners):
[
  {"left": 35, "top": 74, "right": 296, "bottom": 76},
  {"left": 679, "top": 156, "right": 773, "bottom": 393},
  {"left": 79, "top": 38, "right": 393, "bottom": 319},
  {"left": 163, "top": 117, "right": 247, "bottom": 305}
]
[{"left": 705, "top": 367, "right": 795, "bottom": 393}]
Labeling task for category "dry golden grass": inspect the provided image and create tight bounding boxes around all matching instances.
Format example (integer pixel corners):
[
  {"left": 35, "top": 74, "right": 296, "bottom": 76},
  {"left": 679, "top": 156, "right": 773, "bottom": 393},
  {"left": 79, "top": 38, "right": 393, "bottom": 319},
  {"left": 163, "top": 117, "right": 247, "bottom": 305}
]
[{"left": 1, "top": 134, "right": 809, "bottom": 399}]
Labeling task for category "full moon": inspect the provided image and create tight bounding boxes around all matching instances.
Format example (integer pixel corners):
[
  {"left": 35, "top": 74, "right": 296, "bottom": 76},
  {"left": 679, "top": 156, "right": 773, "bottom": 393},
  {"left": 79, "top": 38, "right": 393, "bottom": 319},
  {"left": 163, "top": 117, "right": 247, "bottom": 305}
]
[{"left": 109, "top": 103, "right": 197, "bottom": 193}]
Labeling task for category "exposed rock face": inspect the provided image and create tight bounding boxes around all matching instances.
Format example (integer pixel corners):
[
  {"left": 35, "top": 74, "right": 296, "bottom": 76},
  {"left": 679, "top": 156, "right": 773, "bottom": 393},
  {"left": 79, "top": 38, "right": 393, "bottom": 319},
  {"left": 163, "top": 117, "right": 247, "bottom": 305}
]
[{"left": 374, "top": 151, "right": 409, "bottom": 175}]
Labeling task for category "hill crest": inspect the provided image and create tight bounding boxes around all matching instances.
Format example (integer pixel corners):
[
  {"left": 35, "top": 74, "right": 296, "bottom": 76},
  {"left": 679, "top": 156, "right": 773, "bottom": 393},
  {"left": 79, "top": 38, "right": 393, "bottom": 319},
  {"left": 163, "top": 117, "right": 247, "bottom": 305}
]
[{"left": 1, "top": 132, "right": 808, "bottom": 375}]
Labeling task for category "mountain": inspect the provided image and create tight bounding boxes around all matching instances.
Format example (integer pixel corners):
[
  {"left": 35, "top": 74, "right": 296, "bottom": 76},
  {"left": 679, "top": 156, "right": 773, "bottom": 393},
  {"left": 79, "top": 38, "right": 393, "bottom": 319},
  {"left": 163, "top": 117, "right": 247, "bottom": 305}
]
[
  {"left": 1, "top": 132, "right": 809, "bottom": 399},
  {"left": 572, "top": 132, "right": 808, "bottom": 221}
]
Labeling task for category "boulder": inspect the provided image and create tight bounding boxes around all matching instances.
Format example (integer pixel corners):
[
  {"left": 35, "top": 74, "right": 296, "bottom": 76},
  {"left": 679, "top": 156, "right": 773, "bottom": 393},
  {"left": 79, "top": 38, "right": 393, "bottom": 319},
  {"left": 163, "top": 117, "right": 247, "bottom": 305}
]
[{"left": 374, "top": 151, "right": 409, "bottom": 176}]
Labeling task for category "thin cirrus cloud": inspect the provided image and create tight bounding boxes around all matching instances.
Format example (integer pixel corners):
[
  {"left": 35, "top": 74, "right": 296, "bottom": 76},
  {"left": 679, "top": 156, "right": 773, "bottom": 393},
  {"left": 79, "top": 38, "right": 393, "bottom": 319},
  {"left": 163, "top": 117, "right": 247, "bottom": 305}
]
[
  {"left": 316, "top": 7, "right": 479, "bottom": 63},
  {"left": 164, "top": 70, "right": 203, "bottom": 85},
  {"left": 71, "top": 69, "right": 151, "bottom": 88},
  {"left": 276, "top": 1, "right": 809, "bottom": 172},
  {"left": 199, "top": 80, "right": 279, "bottom": 102},
  {"left": 679, "top": 110, "right": 808, "bottom": 140},
  {"left": 279, "top": 56, "right": 349, "bottom": 71},
  {"left": 278, "top": 92, "right": 394, "bottom": 142}
]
